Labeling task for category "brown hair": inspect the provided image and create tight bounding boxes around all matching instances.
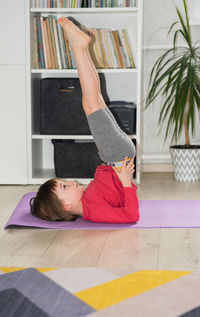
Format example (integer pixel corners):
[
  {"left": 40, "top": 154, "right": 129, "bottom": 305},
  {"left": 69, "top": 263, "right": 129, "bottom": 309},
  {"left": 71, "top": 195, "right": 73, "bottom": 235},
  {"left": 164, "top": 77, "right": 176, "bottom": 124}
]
[{"left": 30, "top": 178, "right": 78, "bottom": 221}]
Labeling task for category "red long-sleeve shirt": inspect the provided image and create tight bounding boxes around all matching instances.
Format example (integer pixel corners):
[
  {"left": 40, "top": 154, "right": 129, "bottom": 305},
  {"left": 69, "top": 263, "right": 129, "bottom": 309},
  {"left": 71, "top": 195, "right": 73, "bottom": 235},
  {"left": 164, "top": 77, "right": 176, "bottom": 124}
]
[{"left": 81, "top": 165, "right": 139, "bottom": 223}]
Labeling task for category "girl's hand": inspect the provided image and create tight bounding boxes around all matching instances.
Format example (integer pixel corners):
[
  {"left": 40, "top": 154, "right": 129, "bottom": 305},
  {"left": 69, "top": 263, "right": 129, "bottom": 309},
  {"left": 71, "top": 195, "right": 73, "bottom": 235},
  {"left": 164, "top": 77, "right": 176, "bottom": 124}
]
[{"left": 113, "top": 156, "right": 135, "bottom": 187}]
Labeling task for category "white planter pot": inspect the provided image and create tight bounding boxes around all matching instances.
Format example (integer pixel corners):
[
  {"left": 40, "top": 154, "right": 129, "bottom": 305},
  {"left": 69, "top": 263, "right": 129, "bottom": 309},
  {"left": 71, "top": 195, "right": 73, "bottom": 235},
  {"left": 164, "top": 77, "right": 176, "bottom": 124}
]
[{"left": 169, "top": 145, "right": 200, "bottom": 182}]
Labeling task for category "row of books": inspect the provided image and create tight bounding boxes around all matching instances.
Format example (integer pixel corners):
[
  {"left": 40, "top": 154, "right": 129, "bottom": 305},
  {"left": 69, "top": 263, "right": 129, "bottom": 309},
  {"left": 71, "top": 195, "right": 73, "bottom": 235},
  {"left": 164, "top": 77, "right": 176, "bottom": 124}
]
[
  {"left": 34, "top": 15, "right": 136, "bottom": 69},
  {"left": 33, "top": 0, "right": 81, "bottom": 8},
  {"left": 32, "top": 0, "right": 137, "bottom": 8}
]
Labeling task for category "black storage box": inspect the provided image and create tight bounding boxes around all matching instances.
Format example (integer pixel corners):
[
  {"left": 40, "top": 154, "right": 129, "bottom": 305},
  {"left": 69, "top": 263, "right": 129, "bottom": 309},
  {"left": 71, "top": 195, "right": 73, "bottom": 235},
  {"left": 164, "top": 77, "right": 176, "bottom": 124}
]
[
  {"left": 40, "top": 78, "right": 136, "bottom": 135},
  {"left": 52, "top": 138, "right": 137, "bottom": 179},
  {"left": 107, "top": 101, "right": 136, "bottom": 134},
  {"left": 40, "top": 78, "right": 91, "bottom": 135},
  {"left": 52, "top": 139, "right": 103, "bottom": 178}
]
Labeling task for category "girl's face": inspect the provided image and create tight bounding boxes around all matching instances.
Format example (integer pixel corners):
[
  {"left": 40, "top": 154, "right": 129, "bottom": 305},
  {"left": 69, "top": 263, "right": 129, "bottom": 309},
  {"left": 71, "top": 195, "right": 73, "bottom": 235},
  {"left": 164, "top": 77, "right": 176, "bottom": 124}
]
[{"left": 54, "top": 179, "right": 85, "bottom": 211}]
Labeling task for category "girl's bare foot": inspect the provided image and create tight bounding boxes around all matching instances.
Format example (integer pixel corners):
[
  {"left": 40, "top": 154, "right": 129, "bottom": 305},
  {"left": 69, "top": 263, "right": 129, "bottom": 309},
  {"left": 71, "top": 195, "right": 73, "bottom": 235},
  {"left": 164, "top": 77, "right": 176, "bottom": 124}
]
[{"left": 57, "top": 17, "right": 91, "bottom": 50}]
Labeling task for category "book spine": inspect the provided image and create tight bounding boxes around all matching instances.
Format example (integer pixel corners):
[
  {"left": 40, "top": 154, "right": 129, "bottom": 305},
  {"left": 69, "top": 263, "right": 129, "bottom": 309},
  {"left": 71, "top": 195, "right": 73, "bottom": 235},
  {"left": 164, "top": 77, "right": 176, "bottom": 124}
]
[
  {"left": 57, "top": 23, "right": 66, "bottom": 68},
  {"left": 49, "top": 15, "right": 59, "bottom": 68},
  {"left": 69, "top": 45, "right": 76, "bottom": 68},
  {"left": 117, "top": 30, "right": 128, "bottom": 68},
  {"left": 43, "top": 18, "right": 51, "bottom": 68},
  {"left": 119, "top": 29, "right": 131, "bottom": 68},
  {"left": 110, "top": 30, "right": 120, "bottom": 68},
  {"left": 101, "top": 29, "right": 111, "bottom": 68},
  {"left": 47, "top": 15, "right": 56, "bottom": 69},
  {"left": 103, "top": 29, "right": 114, "bottom": 68},
  {"left": 123, "top": 28, "right": 135, "bottom": 68},
  {"left": 53, "top": 17, "right": 62, "bottom": 69},
  {"left": 40, "top": 16, "right": 49, "bottom": 68},
  {"left": 46, "top": 16, "right": 55, "bottom": 68},
  {"left": 36, "top": 17, "right": 45, "bottom": 68},
  {"left": 63, "top": 32, "right": 72, "bottom": 68},
  {"left": 60, "top": 27, "right": 69, "bottom": 68},
  {"left": 107, "top": 30, "right": 118, "bottom": 68},
  {"left": 33, "top": 17, "right": 39, "bottom": 68},
  {"left": 112, "top": 30, "right": 124, "bottom": 68},
  {"left": 93, "top": 29, "right": 103, "bottom": 68},
  {"left": 97, "top": 29, "right": 108, "bottom": 68}
]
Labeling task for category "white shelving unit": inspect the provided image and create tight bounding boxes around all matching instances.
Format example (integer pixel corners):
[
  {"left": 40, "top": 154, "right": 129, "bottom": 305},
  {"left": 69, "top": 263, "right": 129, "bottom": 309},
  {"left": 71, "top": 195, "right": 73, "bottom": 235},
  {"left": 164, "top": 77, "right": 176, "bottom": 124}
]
[{"left": 25, "top": 1, "right": 143, "bottom": 185}]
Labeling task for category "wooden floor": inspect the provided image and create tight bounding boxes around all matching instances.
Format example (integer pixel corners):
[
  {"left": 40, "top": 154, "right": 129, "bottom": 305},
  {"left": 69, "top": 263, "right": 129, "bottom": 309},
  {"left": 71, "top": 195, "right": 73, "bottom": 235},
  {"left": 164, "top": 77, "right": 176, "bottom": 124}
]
[{"left": 0, "top": 172, "right": 200, "bottom": 277}]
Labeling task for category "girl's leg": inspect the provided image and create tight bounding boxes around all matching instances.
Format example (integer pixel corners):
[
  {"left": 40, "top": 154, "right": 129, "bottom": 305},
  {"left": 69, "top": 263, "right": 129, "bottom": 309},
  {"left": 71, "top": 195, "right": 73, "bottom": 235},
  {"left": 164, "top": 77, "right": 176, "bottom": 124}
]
[
  {"left": 58, "top": 17, "right": 136, "bottom": 163},
  {"left": 58, "top": 17, "right": 106, "bottom": 116}
]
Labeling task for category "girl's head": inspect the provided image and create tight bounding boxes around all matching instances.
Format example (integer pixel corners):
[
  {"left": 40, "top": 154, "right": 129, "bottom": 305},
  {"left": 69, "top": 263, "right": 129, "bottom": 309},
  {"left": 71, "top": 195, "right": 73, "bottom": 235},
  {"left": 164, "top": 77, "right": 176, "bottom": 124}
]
[{"left": 30, "top": 178, "right": 85, "bottom": 221}]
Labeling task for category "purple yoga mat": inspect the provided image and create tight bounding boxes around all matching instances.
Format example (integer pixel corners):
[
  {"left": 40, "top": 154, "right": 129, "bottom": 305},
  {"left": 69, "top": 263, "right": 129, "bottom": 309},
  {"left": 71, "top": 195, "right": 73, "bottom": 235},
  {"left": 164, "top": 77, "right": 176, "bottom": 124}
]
[{"left": 4, "top": 192, "right": 200, "bottom": 229}]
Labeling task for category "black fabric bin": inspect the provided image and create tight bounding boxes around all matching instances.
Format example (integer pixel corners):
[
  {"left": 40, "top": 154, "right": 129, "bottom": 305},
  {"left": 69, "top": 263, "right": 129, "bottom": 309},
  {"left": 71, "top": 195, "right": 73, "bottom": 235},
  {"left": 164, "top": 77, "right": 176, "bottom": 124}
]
[
  {"left": 52, "top": 139, "right": 103, "bottom": 178},
  {"left": 40, "top": 78, "right": 91, "bottom": 135}
]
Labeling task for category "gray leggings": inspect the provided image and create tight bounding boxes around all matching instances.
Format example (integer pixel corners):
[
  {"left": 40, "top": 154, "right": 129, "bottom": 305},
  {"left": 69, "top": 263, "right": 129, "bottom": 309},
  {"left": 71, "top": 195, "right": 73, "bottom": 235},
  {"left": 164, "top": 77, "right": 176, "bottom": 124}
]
[{"left": 86, "top": 107, "right": 136, "bottom": 163}]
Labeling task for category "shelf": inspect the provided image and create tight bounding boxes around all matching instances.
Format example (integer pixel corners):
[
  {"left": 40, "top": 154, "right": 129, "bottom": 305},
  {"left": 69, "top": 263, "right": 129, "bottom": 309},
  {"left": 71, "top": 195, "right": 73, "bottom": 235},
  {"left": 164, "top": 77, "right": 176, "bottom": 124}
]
[
  {"left": 31, "top": 168, "right": 93, "bottom": 184},
  {"left": 32, "top": 134, "right": 137, "bottom": 139},
  {"left": 31, "top": 168, "right": 136, "bottom": 184},
  {"left": 31, "top": 7, "right": 138, "bottom": 13},
  {"left": 31, "top": 68, "right": 137, "bottom": 74},
  {"left": 27, "top": 1, "right": 142, "bottom": 185}
]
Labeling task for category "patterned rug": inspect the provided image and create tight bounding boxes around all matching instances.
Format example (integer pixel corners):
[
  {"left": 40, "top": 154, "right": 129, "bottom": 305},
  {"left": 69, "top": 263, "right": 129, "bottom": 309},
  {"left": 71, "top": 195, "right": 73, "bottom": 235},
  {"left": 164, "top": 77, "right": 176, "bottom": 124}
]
[{"left": 0, "top": 267, "right": 200, "bottom": 317}]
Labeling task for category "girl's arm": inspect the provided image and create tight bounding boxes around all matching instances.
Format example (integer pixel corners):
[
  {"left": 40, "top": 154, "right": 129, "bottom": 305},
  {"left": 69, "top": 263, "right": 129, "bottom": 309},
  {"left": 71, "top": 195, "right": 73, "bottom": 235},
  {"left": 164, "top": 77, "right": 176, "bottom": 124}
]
[
  {"left": 83, "top": 184, "right": 139, "bottom": 224},
  {"left": 113, "top": 157, "right": 135, "bottom": 188}
]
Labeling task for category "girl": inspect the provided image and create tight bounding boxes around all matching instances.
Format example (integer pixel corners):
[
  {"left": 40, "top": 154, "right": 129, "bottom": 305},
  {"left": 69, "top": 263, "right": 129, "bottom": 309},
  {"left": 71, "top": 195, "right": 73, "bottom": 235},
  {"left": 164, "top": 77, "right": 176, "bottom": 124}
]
[{"left": 30, "top": 17, "right": 139, "bottom": 224}]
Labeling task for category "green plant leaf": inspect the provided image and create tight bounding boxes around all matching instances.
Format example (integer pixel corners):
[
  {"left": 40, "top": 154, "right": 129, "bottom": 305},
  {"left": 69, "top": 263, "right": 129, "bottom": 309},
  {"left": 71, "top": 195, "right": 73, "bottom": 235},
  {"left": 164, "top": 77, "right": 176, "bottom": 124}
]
[
  {"left": 177, "top": 79, "right": 189, "bottom": 137},
  {"left": 167, "top": 21, "right": 178, "bottom": 36},
  {"left": 176, "top": 7, "right": 191, "bottom": 48},
  {"left": 183, "top": 0, "right": 191, "bottom": 39},
  {"left": 145, "top": 53, "right": 188, "bottom": 108}
]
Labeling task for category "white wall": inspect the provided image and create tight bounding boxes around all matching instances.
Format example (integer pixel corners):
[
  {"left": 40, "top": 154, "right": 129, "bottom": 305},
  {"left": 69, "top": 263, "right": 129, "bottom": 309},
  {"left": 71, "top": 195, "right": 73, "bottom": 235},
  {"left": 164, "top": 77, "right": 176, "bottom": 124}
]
[
  {"left": 0, "top": 0, "right": 28, "bottom": 183},
  {"left": 142, "top": 0, "right": 200, "bottom": 170}
]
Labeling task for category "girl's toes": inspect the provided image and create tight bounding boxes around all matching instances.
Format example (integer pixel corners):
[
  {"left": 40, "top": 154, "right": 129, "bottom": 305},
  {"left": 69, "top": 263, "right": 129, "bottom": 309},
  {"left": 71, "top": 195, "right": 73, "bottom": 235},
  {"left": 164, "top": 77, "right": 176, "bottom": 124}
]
[{"left": 58, "top": 17, "right": 70, "bottom": 26}]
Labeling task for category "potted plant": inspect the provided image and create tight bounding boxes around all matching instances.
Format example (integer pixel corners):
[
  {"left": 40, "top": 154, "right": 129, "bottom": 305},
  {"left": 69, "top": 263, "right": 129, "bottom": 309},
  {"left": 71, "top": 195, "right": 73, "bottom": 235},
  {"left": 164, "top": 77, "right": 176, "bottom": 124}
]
[{"left": 144, "top": 0, "right": 200, "bottom": 182}]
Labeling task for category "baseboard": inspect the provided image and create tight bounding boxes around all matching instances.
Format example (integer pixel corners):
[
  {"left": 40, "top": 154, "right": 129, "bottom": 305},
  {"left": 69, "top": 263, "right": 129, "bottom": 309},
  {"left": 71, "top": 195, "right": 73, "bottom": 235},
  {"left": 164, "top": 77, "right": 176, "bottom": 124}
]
[
  {"left": 142, "top": 154, "right": 173, "bottom": 172},
  {"left": 142, "top": 163, "right": 173, "bottom": 172}
]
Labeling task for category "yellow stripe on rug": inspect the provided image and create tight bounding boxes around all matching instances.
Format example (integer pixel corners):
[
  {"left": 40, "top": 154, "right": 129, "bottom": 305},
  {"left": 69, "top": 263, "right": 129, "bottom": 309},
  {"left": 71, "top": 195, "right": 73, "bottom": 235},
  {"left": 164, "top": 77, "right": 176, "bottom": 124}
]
[
  {"left": 75, "top": 270, "right": 192, "bottom": 310},
  {"left": 0, "top": 267, "right": 56, "bottom": 274}
]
